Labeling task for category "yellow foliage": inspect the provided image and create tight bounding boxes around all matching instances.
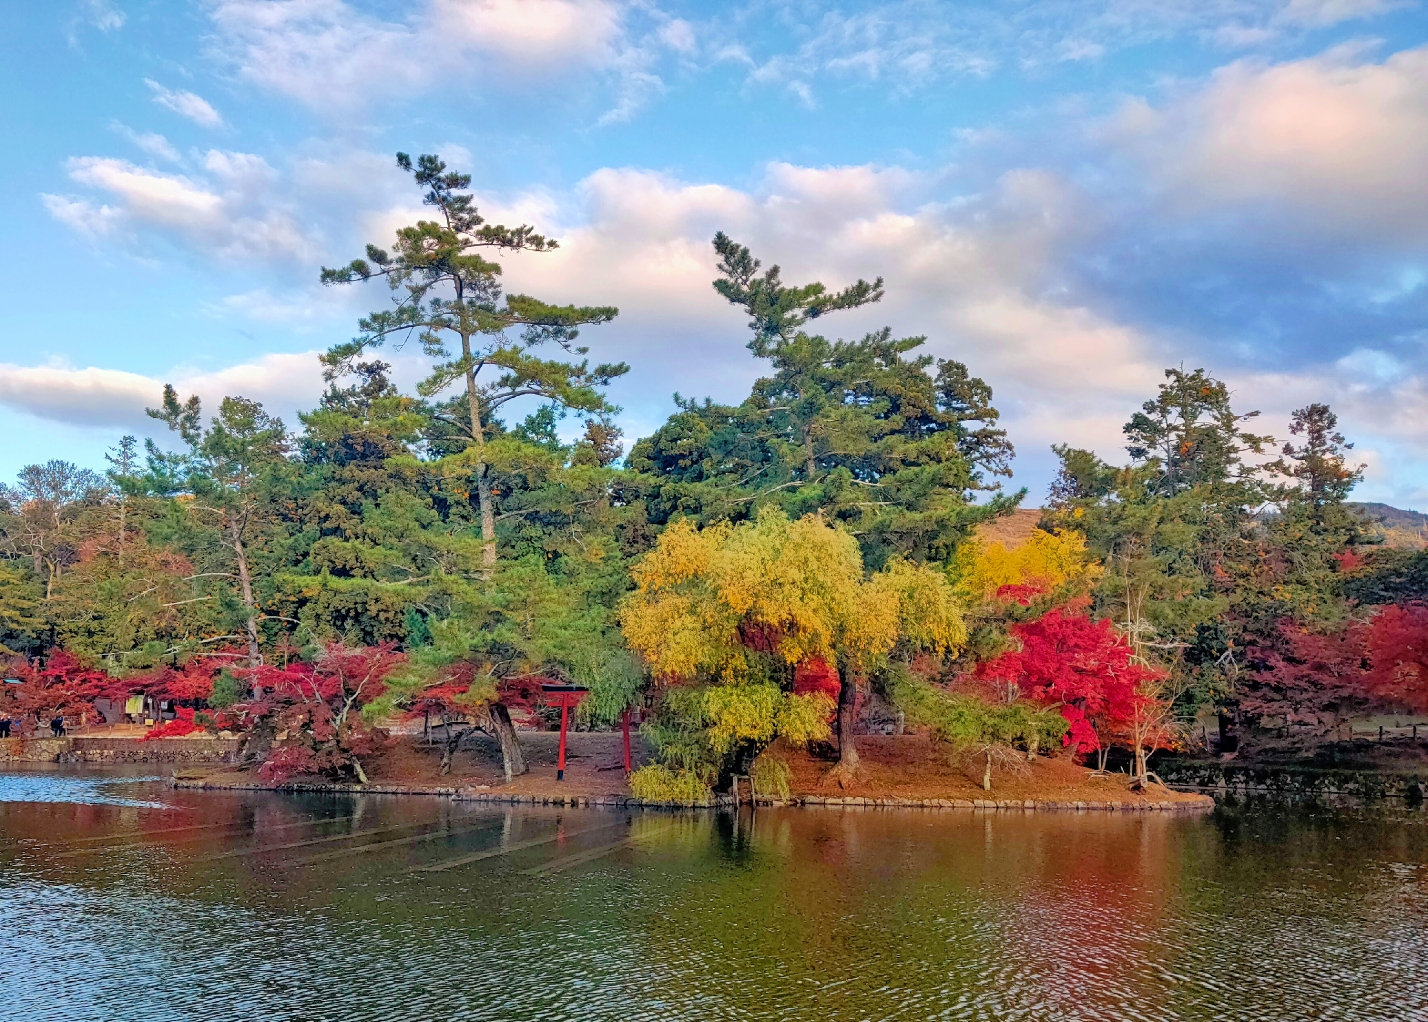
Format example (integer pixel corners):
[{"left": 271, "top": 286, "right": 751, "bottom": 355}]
[
  {"left": 776, "top": 692, "right": 836, "bottom": 746},
  {"left": 629, "top": 765, "right": 711, "bottom": 804},
  {"left": 703, "top": 683, "right": 784, "bottom": 756},
  {"left": 621, "top": 507, "right": 965, "bottom": 679},
  {"left": 952, "top": 528, "right": 1100, "bottom": 602}
]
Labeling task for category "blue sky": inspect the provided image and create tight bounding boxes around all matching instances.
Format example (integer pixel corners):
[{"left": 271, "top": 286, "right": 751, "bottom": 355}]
[{"left": 3, "top": 0, "right": 1428, "bottom": 506}]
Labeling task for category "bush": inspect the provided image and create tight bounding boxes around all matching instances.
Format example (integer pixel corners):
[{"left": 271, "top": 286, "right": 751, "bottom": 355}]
[{"left": 629, "top": 764, "right": 711, "bottom": 805}]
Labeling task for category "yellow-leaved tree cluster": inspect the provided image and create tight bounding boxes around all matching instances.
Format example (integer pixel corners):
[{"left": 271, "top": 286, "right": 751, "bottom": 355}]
[{"left": 620, "top": 507, "right": 964, "bottom": 796}]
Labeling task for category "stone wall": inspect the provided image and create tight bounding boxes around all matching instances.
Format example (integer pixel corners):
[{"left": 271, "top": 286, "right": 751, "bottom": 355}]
[
  {"left": 1, "top": 736, "right": 242, "bottom": 765},
  {"left": 0, "top": 738, "right": 72, "bottom": 762},
  {"left": 1157, "top": 758, "right": 1426, "bottom": 805}
]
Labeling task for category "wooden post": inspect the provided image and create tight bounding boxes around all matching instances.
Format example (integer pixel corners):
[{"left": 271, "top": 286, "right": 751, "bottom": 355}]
[
  {"left": 1380, "top": 724, "right": 1385, "bottom": 742},
  {"left": 557, "top": 701, "right": 570, "bottom": 781},
  {"left": 621, "top": 707, "right": 632, "bottom": 774}
]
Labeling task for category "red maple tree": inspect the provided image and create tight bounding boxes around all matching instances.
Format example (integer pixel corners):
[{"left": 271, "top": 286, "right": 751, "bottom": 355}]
[
  {"left": 234, "top": 644, "right": 405, "bottom": 784},
  {"left": 1363, "top": 604, "right": 1428, "bottom": 715},
  {"left": 977, "top": 610, "right": 1167, "bottom": 769}
]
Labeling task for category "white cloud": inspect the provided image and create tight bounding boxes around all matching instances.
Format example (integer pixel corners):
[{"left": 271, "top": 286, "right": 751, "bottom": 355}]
[
  {"left": 658, "top": 18, "right": 696, "bottom": 55},
  {"left": 1110, "top": 44, "right": 1428, "bottom": 243},
  {"left": 431, "top": 161, "right": 1168, "bottom": 487},
  {"left": 208, "top": 0, "right": 626, "bottom": 111},
  {"left": 109, "top": 122, "right": 181, "bottom": 164},
  {"left": 207, "top": 286, "right": 351, "bottom": 325},
  {"left": 596, "top": 69, "right": 665, "bottom": 126},
  {"left": 80, "top": 0, "right": 126, "bottom": 32},
  {"left": 44, "top": 154, "right": 317, "bottom": 262},
  {"left": 39, "top": 193, "right": 124, "bottom": 238},
  {"left": 144, "top": 79, "right": 224, "bottom": 128},
  {"left": 0, "top": 354, "right": 325, "bottom": 434},
  {"left": 1275, "top": 0, "right": 1404, "bottom": 27}
]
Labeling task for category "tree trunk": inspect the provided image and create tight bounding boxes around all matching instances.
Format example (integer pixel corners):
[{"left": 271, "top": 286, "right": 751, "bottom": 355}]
[
  {"left": 1134, "top": 742, "right": 1147, "bottom": 785},
  {"left": 231, "top": 523, "right": 262, "bottom": 667},
  {"left": 983, "top": 750, "right": 992, "bottom": 791},
  {"left": 830, "top": 663, "right": 860, "bottom": 785},
  {"left": 460, "top": 331, "right": 497, "bottom": 568},
  {"left": 475, "top": 466, "right": 497, "bottom": 568},
  {"left": 117, "top": 496, "right": 126, "bottom": 565},
  {"left": 488, "top": 701, "right": 527, "bottom": 781}
]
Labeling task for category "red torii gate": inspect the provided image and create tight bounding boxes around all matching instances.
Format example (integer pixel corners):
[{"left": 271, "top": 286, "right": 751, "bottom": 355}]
[{"left": 541, "top": 683, "right": 589, "bottom": 781}]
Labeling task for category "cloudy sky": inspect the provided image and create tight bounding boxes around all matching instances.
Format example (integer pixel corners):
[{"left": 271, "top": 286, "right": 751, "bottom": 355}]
[{"left": 4, "top": 0, "right": 1428, "bottom": 506}]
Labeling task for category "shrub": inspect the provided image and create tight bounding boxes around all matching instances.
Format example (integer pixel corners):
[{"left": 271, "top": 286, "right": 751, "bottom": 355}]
[
  {"left": 629, "top": 764, "right": 711, "bottom": 805},
  {"left": 750, "top": 753, "right": 792, "bottom": 800},
  {"left": 208, "top": 670, "right": 243, "bottom": 710}
]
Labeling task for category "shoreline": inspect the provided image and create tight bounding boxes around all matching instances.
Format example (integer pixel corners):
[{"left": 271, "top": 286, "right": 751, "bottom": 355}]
[{"left": 170, "top": 775, "right": 1215, "bottom": 813}]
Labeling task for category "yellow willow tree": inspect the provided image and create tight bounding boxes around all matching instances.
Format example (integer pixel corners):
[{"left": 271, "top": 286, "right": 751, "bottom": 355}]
[{"left": 621, "top": 507, "right": 965, "bottom": 783}]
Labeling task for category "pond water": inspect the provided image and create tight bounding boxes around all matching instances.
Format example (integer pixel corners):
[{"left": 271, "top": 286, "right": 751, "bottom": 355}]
[{"left": 2, "top": 765, "right": 1426, "bottom": 1022}]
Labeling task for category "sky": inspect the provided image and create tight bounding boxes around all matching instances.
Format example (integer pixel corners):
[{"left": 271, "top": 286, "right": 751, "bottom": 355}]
[{"left": 3, "top": 0, "right": 1428, "bottom": 508}]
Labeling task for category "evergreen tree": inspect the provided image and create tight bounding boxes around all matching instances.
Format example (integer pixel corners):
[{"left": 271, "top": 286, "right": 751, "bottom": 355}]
[
  {"left": 630, "top": 235, "right": 1020, "bottom": 567},
  {"left": 147, "top": 387, "right": 292, "bottom": 666},
  {"left": 320, "top": 152, "right": 625, "bottom": 568}
]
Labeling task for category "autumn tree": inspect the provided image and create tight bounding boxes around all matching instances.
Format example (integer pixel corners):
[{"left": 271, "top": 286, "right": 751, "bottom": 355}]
[
  {"left": 0, "top": 460, "right": 108, "bottom": 601},
  {"left": 978, "top": 610, "right": 1170, "bottom": 781},
  {"left": 320, "top": 152, "right": 624, "bottom": 567},
  {"left": 241, "top": 643, "right": 404, "bottom": 784},
  {"left": 621, "top": 507, "right": 964, "bottom": 786}
]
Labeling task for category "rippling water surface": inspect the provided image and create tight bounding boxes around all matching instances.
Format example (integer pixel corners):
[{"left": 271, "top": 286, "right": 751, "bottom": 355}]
[{"left": 1, "top": 764, "right": 1426, "bottom": 1022}]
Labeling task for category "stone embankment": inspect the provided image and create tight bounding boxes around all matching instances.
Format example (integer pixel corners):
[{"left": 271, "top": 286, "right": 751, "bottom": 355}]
[
  {"left": 171, "top": 776, "right": 1213, "bottom": 812},
  {"left": 1, "top": 735, "right": 241, "bottom": 765},
  {"left": 1158, "top": 758, "right": 1426, "bottom": 805}
]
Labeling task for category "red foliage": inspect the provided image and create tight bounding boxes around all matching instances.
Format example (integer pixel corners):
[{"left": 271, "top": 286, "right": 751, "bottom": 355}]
[
  {"left": 237, "top": 644, "right": 404, "bottom": 784},
  {"left": 994, "top": 583, "right": 1045, "bottom": 606},
  {"left": 3, "top": 652, "right": 115, "bottom": 721},
  {"left": 1363, "top": 604, "right": 1428, "bottom": 714},
  {"left": 1245, "top": 606, "right": 1428, "bottom": 728},
  {"left": 407, "top": 682, "right": 480, "bottom": 719},
  {"left": 1334, "top": 548, "right": 1365, "bottom": 572},
  {"left": 1243, "top": 621, "right": 1372, "bottom": 729},
  {"left": 399, "top": 666, "right": 546, "bottom": 729},
  {"left": 0, "top": 654, "right": 233, "bottom": 732},
  {"left": 977, "top": 610, "right": 1166, "bottom": 757},
  {"left": 142, "top": 707, "right": 201, "bottom": 741},
  {"left": 500, "top": 675, "right": 548, "bottom": 719},
  {"left": 793, "top": 656, "right": 840, "bottom": 719}
]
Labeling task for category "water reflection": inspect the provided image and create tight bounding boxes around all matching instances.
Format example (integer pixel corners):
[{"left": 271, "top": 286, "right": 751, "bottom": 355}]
[{"left": 1, "top": 768, "right": 1424, "bottom": 1022}]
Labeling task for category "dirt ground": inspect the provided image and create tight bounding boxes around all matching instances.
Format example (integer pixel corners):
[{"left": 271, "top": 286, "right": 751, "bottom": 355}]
[
  {"left": 779, "top": 734, "right": 1203, "bottom": 805},
  {"left": 191, "top": 729, "right": 1202, "bottom": 806}
]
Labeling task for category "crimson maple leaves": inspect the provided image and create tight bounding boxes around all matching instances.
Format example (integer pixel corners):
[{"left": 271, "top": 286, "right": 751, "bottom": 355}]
[
  {"left": 1245, "top": 604, "right": 1428, "bottom": 731},
  {"left": 977, "top": 609, "right": 1170, "bottom": 767}
]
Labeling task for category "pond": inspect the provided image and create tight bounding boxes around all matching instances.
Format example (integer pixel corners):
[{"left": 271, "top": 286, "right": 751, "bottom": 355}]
[{"left": 2, "top": 765, "right": 1426, "bottom": 1022}]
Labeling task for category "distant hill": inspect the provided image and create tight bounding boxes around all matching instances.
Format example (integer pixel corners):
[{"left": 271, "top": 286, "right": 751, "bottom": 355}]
[
  {"left": 1350, "top": 503, "right": 1428, "bottom": 550},
  {"left": 976, "top": 504, "right": 1428, "bottom": 553},
  {"left": 974, "top": 508, "right": 1043, "bottom": 550}
]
